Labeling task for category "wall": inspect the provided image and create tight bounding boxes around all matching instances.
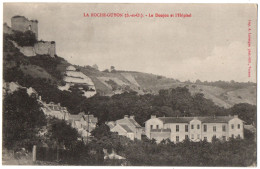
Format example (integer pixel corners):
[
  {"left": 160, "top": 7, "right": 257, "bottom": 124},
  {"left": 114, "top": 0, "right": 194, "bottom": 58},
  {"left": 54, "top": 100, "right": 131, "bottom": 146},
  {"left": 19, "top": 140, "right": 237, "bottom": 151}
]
[
  {"left": 228, "top": 118, "right": 244, "bottom": 139},
  {"left": 164, "top": 123, "right": 189, "bottom": 142},
  {"left": 111, "top": 124, "right": 133, "bottom": 140},
  {"left": 150, "top": 131, "right": 171, "bottom": 143},
  {"left": 11, "top": 16, "right": 38, "bottom": 39},
  {"left": 34, "top": 41, "right": 55, "bottom": 57},
  {"left": 3, "top": 23, "right": 13, "bottom": 34},
  {"left": 189, "top": 119, "right": 202, "bottom": 142},
  {"left": 12, "top": 40, "right": 56, "bottom": 57},
  {"left": 145, "top": 118, "right": 164, "bottom": 139},
  {"left": 201, "top": 123, "right": 228, "bottom": 142}
]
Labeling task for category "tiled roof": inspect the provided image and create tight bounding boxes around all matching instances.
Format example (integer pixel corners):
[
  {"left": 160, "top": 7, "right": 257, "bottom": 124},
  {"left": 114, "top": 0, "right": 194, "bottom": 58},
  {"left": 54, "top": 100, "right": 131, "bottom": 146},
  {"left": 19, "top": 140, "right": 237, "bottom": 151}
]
[
  {"left": 199, "top": 116, "right": 234, "bottom": 123},
  {"left": 83, "top": 115, "right": 98, "bottom": 123},
  {"left": 69, "top": 114, "right": 82, "bottom": 121},
  {"left": 120, "top": 124, "right": 134, "bottom": 133},
  {"left": 128, "top": 119, "right": 141, "bottom": 128},
  {"left": 158, "top": 116, "right": 236, "bottom": 124},
  {"left": 158, "top": 117, "right": 194, "bottom": 123}
]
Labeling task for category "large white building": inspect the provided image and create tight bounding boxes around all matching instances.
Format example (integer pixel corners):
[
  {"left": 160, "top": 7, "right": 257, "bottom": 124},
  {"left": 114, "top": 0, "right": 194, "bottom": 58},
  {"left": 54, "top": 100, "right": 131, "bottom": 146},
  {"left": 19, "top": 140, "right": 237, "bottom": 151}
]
[{"left": 145, "top": 115, "right": 244, "bottom": 143}]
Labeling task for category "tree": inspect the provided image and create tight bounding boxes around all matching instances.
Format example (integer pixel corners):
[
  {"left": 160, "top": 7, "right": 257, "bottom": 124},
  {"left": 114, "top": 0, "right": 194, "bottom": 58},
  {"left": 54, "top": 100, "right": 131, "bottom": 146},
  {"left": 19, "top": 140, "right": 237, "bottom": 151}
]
[
  {"left": 110, "top": 66, "right": 116, "bottom": 73},
  {"left": 229, "top": 103, "right": 256, "bottom": 125},
  {"left": 48, "top": 119, "right": 79, "bottom": 149},
  {"left": 3, "top": 89, "right": 46, "bottom": 150},
  {"left": 91, "top": 124, "right": 112, "bottom": 139},
  {"left": 92, "top": 64, "right": 99, "bottom": 70}
]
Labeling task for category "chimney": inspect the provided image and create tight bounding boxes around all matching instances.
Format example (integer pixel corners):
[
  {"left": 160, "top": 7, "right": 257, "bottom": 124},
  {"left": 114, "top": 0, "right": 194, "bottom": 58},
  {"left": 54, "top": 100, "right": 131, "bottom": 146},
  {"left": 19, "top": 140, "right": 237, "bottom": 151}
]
[
  {"left": 58, "top": 103, "right": 60, "bottom": 106},
  {"left": 39, "top": 95, "right": 42, "bottom": 101},
  {"left": 130, "top": 115, "right": 135, "bottom": 119},
  {"left": 124, "top": 115, "right": 129, "bottom": 119},
  {"left": 151, "top": 115, "right": 156, "bottom": 119},
  {"left": 103, "top": 148, "right": 108, "bottom": 155},
  {"left": 112, "top": 149, "right": 115, "bottom": 155},
  {"left": 234, "top": 115, "right": 238, "bottom": 118}
]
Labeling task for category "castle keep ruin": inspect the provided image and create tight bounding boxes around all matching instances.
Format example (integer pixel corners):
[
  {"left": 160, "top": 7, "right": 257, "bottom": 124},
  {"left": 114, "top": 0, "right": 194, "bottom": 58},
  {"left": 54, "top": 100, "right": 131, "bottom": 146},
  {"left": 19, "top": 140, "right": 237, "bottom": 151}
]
[
  {"left": 11, "top": 15, "right": 38, "bottom": 39},
  {"left": 4, "top": 16, "right": 56, "bottom": 57}
]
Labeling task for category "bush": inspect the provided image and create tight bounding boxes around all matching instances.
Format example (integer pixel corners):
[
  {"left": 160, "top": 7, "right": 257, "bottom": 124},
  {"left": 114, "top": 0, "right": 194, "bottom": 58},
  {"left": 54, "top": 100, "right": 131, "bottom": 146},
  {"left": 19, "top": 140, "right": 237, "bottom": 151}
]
[{"left": 8, "top": 30, "right": 37, "bottom": 47}]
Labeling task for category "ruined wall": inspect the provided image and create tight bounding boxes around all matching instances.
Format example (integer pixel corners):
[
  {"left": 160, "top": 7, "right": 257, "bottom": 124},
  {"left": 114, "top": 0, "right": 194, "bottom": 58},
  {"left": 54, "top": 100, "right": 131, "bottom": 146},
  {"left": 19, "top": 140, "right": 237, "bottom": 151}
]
[
  {"left": 6, "top": 16, "right": 56, "bottom": 58},
  {"left": 11, "top": 16, "right": 38, "bottom": 39},
  {"left": 12, "top": 40, "right": 55, "bottom": 57},
  {"left": 18, "top": 46, "right": 36, "bottom": 56},
  {"left": 34, "top": 41, "right": 56, "bottom": 57},
  {"left": 3, "top": 23, "right": 13, "bottom": 34}
]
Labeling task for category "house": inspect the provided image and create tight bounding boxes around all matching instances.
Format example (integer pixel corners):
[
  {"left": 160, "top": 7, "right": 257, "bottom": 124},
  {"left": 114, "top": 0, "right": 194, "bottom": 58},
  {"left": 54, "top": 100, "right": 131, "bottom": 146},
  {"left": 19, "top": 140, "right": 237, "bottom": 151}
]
[
  {"left": 68, "top": 112, "right": 98, "bottom": 132},
  {"left": 145, "top": 115, "right": 244, "bottom": 143},
  {"left": 108, "top": 115, "right": 142, "bottom": 140},
  {"left": 103, "top": 149, "right": 126, "bottom": 160},
  {"left": 41, "top": 102, "right": 69, "bottom": 120}
]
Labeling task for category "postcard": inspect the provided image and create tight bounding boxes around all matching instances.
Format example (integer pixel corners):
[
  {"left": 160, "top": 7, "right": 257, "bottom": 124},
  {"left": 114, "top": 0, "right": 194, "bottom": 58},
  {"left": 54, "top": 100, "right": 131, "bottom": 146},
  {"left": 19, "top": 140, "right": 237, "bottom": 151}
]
[{"left": 2, "top": 3, "right": 257, "bottom": 166}]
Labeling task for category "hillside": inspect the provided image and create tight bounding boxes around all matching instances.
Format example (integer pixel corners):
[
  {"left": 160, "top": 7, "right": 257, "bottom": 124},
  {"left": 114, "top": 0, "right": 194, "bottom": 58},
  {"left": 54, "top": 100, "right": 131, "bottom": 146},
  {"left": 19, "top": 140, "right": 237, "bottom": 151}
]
[
  {"left": 3, "top": 30, "right": 256, "bottom": 109},
  {"left": 77, "top": 66, "right": 256, "bottom": 108}
]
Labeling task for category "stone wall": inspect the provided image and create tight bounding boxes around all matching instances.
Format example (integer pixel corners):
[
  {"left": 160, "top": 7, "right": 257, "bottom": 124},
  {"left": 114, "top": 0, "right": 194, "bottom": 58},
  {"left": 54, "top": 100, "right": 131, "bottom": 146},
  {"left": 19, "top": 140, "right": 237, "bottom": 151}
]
[
  {"left": 12, "top": 41, "right": 56, "bottom": 57},
  {"left": 11, "top": 16, "right": 38, "bottom": 39},
  {"left": 34, "top": 41, "right": 56, "bottom": 57},
  {"left": 3, "top": 23, "right": 13, "bottom": 34}
]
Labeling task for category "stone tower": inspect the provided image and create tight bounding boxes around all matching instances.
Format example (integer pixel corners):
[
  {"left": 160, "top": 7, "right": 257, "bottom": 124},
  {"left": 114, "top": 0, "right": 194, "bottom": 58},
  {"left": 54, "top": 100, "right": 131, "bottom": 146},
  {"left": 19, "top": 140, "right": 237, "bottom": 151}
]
[{"left": 11, "top": 16, "right": 38, "bottom": 40}]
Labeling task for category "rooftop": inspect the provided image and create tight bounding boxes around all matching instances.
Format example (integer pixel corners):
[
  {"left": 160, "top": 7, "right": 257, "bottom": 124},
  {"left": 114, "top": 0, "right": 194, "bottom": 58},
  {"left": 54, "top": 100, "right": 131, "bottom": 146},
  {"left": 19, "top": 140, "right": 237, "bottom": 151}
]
[{"left": 157, "top": 115, "right": 238, "bottom": 124}]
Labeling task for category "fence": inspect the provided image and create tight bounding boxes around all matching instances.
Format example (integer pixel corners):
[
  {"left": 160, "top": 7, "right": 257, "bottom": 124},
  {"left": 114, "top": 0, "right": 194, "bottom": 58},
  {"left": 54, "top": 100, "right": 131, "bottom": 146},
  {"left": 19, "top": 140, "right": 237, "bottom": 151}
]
[{"left": 33, "top": 145, "right": 104, "bottom": 165}]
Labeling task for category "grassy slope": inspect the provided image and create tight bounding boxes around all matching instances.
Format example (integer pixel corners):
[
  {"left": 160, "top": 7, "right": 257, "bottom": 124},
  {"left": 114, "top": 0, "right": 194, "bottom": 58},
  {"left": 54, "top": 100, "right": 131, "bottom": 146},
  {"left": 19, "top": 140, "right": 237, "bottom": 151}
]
[{"left": 77, "top": 67, "right": 256, "bottom": 108}]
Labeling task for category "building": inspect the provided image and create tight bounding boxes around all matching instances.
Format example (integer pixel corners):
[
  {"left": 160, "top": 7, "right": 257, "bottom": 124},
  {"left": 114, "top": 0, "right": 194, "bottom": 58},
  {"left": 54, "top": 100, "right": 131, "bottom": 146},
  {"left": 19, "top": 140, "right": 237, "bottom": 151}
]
[
  {"left": 108, "top": 115, "right": 142, "bottom": 140},
  {"left": 41, "top": 102, "right": 70, "bottom": 120},
  {"left": 68, "top": 112, "right": 98, "bottom": 133},
  {"left": 145, "top": 115, "right": 244, "bottom": 143},
  {"left": 11, "top": 15, "right": 38, "bottom": 39},
  {"left": 4, "top": 16, "right": 56, "bottom": 57}
]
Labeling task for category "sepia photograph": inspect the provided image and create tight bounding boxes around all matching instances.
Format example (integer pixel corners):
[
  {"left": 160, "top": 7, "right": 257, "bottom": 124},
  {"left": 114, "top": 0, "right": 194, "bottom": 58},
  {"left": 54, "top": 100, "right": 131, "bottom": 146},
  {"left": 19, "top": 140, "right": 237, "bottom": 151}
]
[{"left": 2, "top": 3, "right": 257, "bottom": 166}]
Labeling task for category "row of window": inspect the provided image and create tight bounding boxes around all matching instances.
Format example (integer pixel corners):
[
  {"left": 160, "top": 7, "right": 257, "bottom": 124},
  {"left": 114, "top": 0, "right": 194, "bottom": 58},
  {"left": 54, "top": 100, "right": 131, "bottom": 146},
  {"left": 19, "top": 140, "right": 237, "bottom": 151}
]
[
  {"left": 150, "top": 124, "right": 241, "bottom": 132},
  {"left": 175, "top": 134, "right": 241, "bottom": 142}
]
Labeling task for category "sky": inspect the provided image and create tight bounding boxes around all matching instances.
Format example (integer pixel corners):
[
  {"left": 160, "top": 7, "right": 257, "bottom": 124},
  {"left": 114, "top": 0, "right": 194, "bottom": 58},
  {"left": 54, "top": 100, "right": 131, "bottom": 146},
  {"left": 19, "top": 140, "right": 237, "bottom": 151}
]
[{"left": 3, "top": 3, "right": 257, "bottom": 82}]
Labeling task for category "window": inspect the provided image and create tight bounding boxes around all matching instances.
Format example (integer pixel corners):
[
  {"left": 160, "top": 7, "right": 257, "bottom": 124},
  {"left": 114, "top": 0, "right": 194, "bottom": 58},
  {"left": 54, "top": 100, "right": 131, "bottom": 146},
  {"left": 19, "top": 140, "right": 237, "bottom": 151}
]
[
  {"left": 238, "top": 134, "right": 241, "bottom": 138},
  {"left": 150, "top": 125, "right": 153, "bottom": 130},
  {"left": 204, "top": 137, "right": 207, "bottom": 141},
  {"left": 231, "top": 124, "right": 234, "bottom": 129},
  {"left": 197, "top": 124, "right": 200, "bottom": 129},
  {"left": 185, "top": 135, "right": 189, "bottom": 140},
  {"left": 213, "top": 126, "right": 216, "bottom": 132},
  {"left": 197, "top": 134, "right": 200, "bottom": 139},
  {"left": 191, "top": 134, "right": 194, "bottom": 139},
  {"left": 204, "top": 125, "right": 207, "bottom": 132},
  {"left": 176, "top": 125, "right": 179, "bottom": 132},
  {"left": 222, "top": 125, "right": 226, "bottom": 132},
  {"left": 238, "top": 124, "right": 240, "bottom": 129},
  {"left": 232, "top": 134, "right": 234, "bottom": 138},
  {"left": 191, "top": 125, "right": 194, "bottom": 129},
  {"left": 185, "top": 125, "right": 188, "bottom": 132},
  {"left": 156, "top": 125, "right": 159, "bottom": 129},
  {"left": 222, "top": 136, "right": 226, "bottom": 141},
  {"left": 176, "top": 136, "right": 179, "bottom": 143}
]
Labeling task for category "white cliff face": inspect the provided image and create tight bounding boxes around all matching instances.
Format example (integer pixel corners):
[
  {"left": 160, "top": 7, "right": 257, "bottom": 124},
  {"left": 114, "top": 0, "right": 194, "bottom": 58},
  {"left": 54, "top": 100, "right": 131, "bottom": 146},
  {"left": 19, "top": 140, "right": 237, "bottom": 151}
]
[{"left": 58, "top": 66, "right": 96, "bottom": 98}]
